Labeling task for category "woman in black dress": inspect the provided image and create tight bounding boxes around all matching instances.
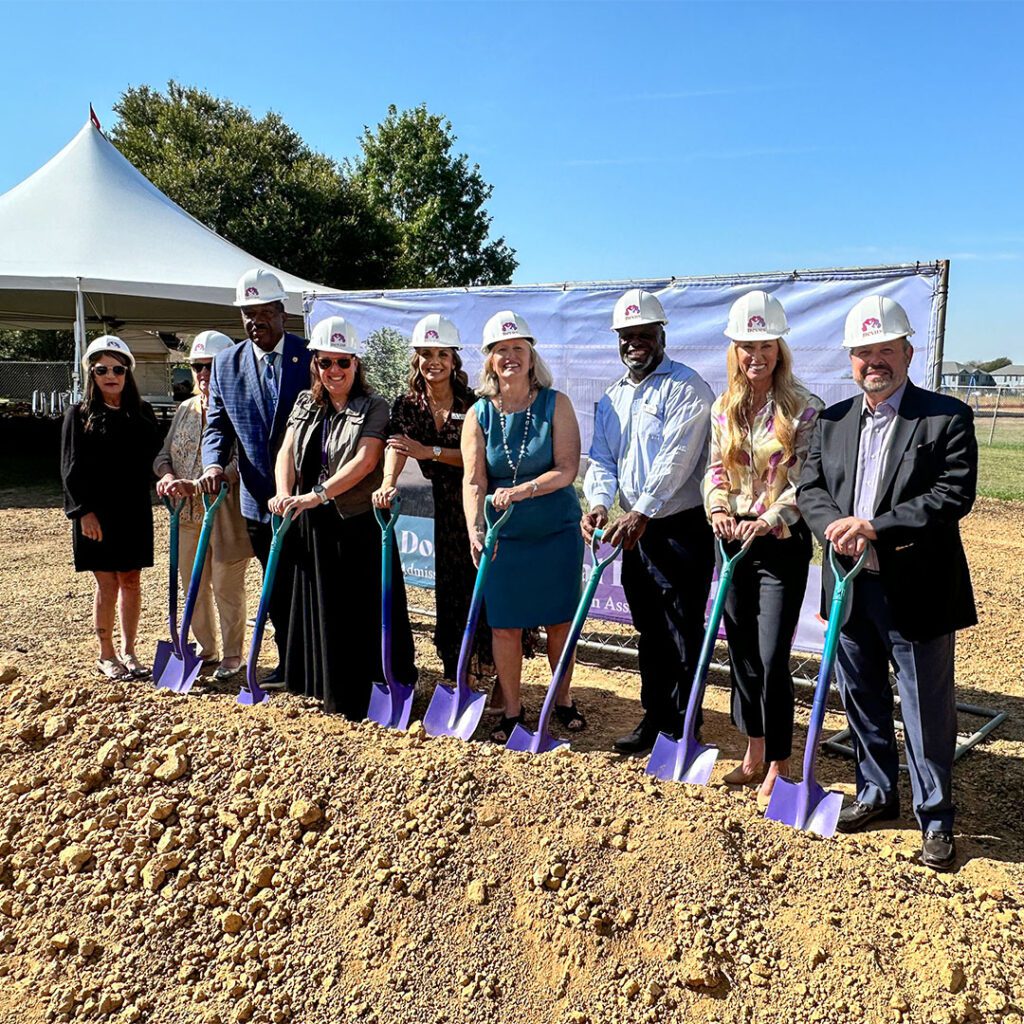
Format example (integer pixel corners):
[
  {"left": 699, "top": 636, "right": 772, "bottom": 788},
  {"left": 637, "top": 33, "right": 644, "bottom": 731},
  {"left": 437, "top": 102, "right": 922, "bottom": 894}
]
[
  {"left": 60, "top": 336, "right": 162, "bottom": 680},
  {"left": 270, "top": 316, "right": 417, "bottom": 719},
  {"left": 372, "top": 314, "right": 493, "bottom": 682}
]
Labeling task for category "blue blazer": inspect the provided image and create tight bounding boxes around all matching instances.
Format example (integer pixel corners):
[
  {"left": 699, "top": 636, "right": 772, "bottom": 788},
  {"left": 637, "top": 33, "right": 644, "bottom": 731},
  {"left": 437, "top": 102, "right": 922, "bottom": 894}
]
[{"left": 202, "top": 332, "right": 310, "bottom": 521}]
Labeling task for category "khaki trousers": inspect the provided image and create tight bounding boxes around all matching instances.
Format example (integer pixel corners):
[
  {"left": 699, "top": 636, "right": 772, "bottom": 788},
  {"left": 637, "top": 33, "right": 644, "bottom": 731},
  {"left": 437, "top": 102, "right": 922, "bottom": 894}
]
[{"left": 177, "top": 522, "right": 249, "bottom": 659}]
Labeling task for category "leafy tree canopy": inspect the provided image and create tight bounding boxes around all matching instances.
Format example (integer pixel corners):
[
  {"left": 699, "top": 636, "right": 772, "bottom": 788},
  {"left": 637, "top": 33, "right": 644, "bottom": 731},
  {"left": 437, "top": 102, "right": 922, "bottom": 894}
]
[
  {"left": 0, "top": 329, "right": 75, "bottom": 361},
  {"left": 974, "top": 357, "right": 1012, "bottom": 373},
  {"left": 351, "top": 104, "right": 517, "bottom": 288}
]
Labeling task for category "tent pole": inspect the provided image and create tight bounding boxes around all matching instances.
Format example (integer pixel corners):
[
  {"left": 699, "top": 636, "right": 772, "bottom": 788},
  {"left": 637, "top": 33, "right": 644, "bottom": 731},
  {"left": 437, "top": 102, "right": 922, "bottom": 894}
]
[
  {"left": 73, "top": 280, "right": 86, "bottom": 402},
  {"left": 930, "top": 259, "right": 950, "bottom": 391}
]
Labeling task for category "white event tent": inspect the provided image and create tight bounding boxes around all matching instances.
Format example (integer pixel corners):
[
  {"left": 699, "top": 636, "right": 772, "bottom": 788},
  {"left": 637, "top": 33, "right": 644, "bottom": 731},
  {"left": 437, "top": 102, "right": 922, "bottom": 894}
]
[{"left": 0, "top": 116, "right": 328, "bottom": 396}]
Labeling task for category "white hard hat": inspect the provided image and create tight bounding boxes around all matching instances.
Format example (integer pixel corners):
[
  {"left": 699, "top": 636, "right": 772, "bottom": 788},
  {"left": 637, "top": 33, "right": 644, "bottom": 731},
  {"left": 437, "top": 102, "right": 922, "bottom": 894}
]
[
  {"left": 724, "top": 290, "right": 789, "bottom": 342},
  {"left": 611, "top": 288, "right": 668, "bottom": 331},
  {"left": 411, "top": 313, "right": 461, "bottom": 350},
  {"left": 308, "top": 316, "right": 363, "bottom": 357},
  {"left": 233, "top": 268, "right": 288, "bottom": 307},
  {"left": 83, "top": 335, "right": 135, "bottom": 370},
  {"left": 843, "top": 295, "right": 915, "bottom": 349},
  {"left": 481, "top": 310, "right": 534, "bottom": 353},
  {"left": 188, "top": 331, "right": 234, "bottom": 362}
]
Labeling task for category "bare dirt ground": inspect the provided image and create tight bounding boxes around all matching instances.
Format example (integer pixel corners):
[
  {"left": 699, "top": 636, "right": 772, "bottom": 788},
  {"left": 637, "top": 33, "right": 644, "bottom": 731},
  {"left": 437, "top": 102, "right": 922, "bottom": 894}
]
[{"left": 0, "top": 494, "right": 1021, "bottom": 1024}]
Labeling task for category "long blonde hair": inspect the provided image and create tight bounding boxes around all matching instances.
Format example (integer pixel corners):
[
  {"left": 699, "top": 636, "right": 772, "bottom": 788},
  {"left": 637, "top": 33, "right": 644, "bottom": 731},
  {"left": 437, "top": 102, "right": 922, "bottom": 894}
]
[
  {"left": 476, "top": 344, "right": 554, "bottom": 397},
  {"left": 718, "top": 338, "right": 809, "bottom": 474}
]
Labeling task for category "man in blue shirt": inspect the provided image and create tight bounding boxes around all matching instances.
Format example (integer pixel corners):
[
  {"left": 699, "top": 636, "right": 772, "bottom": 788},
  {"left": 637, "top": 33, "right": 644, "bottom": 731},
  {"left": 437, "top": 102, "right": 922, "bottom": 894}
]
[{"left": 582, "top": 289, "right": 715, "bottom": 754}]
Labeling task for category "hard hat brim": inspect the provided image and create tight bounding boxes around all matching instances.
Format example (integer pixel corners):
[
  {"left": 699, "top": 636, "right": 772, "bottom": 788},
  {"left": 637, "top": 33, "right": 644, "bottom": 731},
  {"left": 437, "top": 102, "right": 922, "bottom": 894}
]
[
  {"left": 842, "top": 329, "right": 914, "bottom": 350},
  {"left": 481, "top": 335, "right": 534, "bottom": 352},
  {"left": 724, "top": 328, "right": 790, "bottom": 342},
  {"left": 232, "top": 294, "right": 288, "bottom": 308},
  {"left": 611, "top": 316, "right": 668, "bottom": 332}
]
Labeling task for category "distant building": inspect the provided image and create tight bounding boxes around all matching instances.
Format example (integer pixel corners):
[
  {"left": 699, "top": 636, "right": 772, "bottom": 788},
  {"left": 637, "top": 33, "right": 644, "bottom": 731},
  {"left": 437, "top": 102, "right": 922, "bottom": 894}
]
[
  {"left": 940, "top": 362, "right": 995, "bottom": 387},
  {"left": 990, "top": 364, "right": 1024, "bottom": 389}
]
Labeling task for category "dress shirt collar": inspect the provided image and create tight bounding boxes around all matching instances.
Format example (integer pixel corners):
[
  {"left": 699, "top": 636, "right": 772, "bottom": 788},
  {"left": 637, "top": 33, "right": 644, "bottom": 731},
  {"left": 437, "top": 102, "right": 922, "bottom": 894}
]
[
  {"left": 253, "top": 334, "right": 286, "bottom": 363},
  {"left": 861, "top": 379, "right": 907, "bottom": 420}
]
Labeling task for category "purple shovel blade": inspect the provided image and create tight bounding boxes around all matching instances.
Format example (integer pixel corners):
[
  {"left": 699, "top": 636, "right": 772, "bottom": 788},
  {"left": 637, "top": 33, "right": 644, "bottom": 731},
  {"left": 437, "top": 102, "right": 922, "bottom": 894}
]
[
  {"left": 151, "top": 639, "right": 176, "bottom": 686},
  {"left": 154, "top": 641, "right": 197, "bottom": 691},
  {"left": 764, "top": 776, "right": 845, "bottom": 838},
  {"left": 367, "top": 681, "right": 416, "bottom": 731},
  {"left": 646, "top": 732, "right": 721, "bottom": 786},
  {"left": 504, "top": 722, "right": 567, "bottom": 755},
  {"left": 422, "top": 684, "right": 488, "bottom": 740},
  {"left": 175, "top": 649, "right": 206, "bottom": 696},
  {"left": 236, "top": 681, "right": 270, "bottom": 706}
]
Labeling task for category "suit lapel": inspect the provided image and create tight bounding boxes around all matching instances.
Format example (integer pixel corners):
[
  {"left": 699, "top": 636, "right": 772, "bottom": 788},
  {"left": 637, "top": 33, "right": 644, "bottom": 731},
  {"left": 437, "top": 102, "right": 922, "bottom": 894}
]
[
  {"left": 839, "top": 398, "right": 863, "bottom": 516},
  {"left": 874, "top": 382, "right": 919, "bottom": 513},
  {"left": 241, "top": 341, "right": 271, "bottom": 430},
  {"left": 271, "top": 333, "right": 306, "bottom": 439}
]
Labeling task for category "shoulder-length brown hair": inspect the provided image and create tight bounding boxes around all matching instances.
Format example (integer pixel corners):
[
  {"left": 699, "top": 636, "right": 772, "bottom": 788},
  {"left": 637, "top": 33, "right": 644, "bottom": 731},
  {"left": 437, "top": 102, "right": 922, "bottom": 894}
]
[
  {"left": 717, "top": 338, "right": 811, "bottom": 474},
  {"left": 81, "top": 352, "right": 143, "bottom": 431},
  {"left": 309, "top": 354, "right": 372, "bottom": 406},
  {"left": 406, "top": 348, "right": 475, "bottom": 409}
]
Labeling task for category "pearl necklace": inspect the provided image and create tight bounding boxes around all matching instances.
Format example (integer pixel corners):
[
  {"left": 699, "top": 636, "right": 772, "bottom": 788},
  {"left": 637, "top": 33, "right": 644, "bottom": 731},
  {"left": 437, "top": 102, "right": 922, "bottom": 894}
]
[{"left": 497, "top": 390, "right": 534, "bottom": 485}]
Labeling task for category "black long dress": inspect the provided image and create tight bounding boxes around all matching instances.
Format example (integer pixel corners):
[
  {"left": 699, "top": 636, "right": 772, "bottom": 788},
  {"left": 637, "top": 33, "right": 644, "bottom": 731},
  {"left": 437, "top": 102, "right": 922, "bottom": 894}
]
[
  {"left": 60, "top": 402, "right": 162, "bottom": 573},
  {"left": 284, "top": 436, "right": 417, "bottom": 719},
  {"left": 389, "top": 390, "right": 494, "bottom": 679}
]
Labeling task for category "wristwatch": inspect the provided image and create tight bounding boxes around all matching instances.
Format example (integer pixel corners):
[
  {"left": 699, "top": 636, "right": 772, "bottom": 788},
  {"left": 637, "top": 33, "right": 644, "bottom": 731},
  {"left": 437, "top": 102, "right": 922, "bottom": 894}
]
[
  {"left": 312, "top": 483, "right": 329, "bottom": 504},
  {"left": 432, "top": 446, "right": 442, "bottom": 461}
]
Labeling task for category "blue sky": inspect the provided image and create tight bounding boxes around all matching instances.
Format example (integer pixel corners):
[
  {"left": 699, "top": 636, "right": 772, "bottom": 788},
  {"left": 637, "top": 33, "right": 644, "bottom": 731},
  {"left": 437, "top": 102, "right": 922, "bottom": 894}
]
[{"left": 1, "top": 0, "right": 1021, "bottom": 363}]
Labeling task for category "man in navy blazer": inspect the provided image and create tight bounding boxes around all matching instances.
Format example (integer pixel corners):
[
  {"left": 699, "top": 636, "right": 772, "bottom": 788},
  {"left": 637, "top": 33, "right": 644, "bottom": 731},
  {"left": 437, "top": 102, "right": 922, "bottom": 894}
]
[
  {"left": 798, "top": 295, "right": 977, "bottom": 872},
  {"left": 199, "top": 269, "right": 309, "bottom": 681}
]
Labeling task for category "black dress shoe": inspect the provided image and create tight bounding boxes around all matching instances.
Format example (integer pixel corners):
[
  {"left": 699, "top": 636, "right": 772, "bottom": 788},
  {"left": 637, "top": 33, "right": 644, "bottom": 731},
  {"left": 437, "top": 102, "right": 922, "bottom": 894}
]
[
  {"left": 836, "top": 798, "right": 900, "bottom": 833},
  {"left": 614, "top": 718, "right": 660, "bottom": 755},
  {"left": 921, "top": 831, "right": 957, "bottom": 871},
  {"left": 261, "top": 665, "right": 286, "bottom": 690}
]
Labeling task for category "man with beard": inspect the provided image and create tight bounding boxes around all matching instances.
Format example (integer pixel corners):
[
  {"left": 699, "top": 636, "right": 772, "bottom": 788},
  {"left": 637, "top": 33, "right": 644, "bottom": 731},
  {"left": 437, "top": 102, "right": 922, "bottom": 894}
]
[
  {"left": 798, "top": 295, "right": 977, "bottom": 871},
  {"left": 582, "top": 288, "right": 715, "bottom": 754},
  {"left": 198, "top": 268, "right": 309, "bottom": 685}
]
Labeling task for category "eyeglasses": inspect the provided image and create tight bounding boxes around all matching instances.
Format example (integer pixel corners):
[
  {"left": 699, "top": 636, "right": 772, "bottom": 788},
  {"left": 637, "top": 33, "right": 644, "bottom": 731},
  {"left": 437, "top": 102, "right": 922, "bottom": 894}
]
[
  {"left": 316, "top": 357, "right": 353, "bottom": 370},
  {"left": 192, "top": 362, "right": 213, "bottom": 373},
  {"left": 92, "top": 365, "right": 127, "bottom": 377}
]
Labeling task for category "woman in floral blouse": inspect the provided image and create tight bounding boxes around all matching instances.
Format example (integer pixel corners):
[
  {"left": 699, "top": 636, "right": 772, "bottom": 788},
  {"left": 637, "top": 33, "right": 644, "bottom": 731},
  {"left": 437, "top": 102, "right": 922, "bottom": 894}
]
[
  {"left": 703, "top": 291, "right": 824, "bottom": 806},
  {"left": 154, "top": 332, "right": 252, "bottom": 680},
  {"left": 372, "top": 314, "right": 493, "bottom": 682}
]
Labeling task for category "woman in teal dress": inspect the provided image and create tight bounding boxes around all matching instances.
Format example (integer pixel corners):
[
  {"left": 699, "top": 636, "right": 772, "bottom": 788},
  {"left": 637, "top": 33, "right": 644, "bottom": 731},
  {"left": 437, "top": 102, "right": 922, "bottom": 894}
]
[{"left": 462, "top": 310, "right": 585, "bottom": 742}]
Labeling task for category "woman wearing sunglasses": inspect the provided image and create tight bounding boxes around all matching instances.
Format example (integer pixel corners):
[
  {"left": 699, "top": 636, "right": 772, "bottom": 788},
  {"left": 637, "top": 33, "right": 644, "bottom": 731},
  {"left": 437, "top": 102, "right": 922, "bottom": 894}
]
[
  {"left": 153, "top": 332, "right": 253, "bottom": 680},
  {"left": 270, "top": 316, "right": 417, "bottom": 718},
  {"left": 61, "top": 336, "right": 162, "bottom": 680}
]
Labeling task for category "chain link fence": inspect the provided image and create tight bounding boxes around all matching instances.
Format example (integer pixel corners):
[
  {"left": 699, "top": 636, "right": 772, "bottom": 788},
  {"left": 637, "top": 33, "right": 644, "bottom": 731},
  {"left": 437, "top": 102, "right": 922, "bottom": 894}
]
[
  {"left": 0, "top": 361, "right": 73, "bottom": 409},
  {"left": 940, "top": 385, "right": 1024, "bottom": 445}
]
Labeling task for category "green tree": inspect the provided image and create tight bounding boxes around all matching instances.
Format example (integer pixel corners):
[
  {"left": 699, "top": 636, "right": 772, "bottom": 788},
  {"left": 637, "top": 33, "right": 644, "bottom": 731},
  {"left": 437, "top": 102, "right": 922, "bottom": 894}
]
[
  {"left": 363, "top": 327, "right": 410, "bottom": 403},
  {"left": 110, "top": 82, "right": 398, "bottom": 289},
  {"left": 0, "top": 329, "right": 75, "bottom": 361},
  {"left": 976, "top": 357, "right": 1012, "bottom": 373},
  {"left": 351, "top": 104, "right": 517, "bottom": 288}
]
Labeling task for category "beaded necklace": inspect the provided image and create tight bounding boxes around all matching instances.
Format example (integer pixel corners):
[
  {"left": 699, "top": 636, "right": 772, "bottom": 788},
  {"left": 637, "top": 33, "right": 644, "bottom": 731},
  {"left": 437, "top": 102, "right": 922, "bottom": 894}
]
[{"left": 496, "top": 389, "right": 535, "bottom": 485}]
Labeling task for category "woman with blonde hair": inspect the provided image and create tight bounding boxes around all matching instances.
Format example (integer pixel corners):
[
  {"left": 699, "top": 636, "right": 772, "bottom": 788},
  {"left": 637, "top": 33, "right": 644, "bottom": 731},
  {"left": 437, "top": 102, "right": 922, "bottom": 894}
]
[
  {"left": 462, "top": 311, "right": 584, "bottom": 742},
  {"left": 154, "top": 331, "right": 252, "bottom": 680},
  {"left": 703, "top": 291, "right": 823, "bottom": 805}
]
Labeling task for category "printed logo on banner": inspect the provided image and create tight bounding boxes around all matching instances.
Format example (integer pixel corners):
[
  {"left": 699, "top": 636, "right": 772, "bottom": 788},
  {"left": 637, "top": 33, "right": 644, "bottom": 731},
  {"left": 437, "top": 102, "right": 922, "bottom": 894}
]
[
  {"left": 501, "top": 321, "right": 518, "bottom": 334},
  {"left": 424, "top": 329, "right": 439, "bottom": 340},
  {"left": 747, "top": 315, "right": 767, "bottom": 330},
  {"left": 330, "top": 332, "right": 346, "bottom": 346},
  {"left": 861, "top": 317, "right": 882, "bottom": 335},
  {"left": 625, "top": 303, "right": 641, "bottom": 318},
  {"left": 245, "top": 287, "right": 259, "bottom": 298}
]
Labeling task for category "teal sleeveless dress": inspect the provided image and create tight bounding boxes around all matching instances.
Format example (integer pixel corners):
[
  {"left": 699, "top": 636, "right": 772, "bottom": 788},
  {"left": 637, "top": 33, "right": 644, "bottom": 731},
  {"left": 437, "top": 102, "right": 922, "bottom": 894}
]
[{"left": 475, "top": 388, "right": 583, "bottom": 628}]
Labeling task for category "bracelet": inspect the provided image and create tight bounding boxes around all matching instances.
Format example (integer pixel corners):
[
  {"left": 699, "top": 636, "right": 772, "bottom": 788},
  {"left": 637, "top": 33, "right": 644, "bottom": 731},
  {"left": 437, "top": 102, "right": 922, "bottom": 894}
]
[{"left": 530, "top": 480, "right": 540, "bottom": 498}]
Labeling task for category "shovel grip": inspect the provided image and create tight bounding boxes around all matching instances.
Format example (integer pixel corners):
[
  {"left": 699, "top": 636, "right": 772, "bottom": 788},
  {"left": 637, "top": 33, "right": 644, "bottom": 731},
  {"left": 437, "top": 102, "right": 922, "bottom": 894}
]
[{"left": 373, "top": 495, "right": 403, "bottom": 535}]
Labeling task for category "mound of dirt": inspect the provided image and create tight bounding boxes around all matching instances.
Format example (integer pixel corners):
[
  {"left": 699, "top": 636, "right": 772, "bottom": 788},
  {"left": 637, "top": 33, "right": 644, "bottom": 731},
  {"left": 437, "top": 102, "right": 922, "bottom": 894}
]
[{"left": 0, "top": 665, "right": 1021, "bottom": 1024}]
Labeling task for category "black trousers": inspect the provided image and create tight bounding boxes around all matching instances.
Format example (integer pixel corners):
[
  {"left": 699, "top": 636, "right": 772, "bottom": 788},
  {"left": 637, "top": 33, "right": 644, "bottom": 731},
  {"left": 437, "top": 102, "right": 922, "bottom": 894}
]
[
  {"left": 620, "top": 506, "right": 714, "bottom": 732},
  {"left": 722, "top": 524, "right": 811, "bottom": 762},
  {"left": 246, "top": 516, "right": 294, "bottom": 665}
]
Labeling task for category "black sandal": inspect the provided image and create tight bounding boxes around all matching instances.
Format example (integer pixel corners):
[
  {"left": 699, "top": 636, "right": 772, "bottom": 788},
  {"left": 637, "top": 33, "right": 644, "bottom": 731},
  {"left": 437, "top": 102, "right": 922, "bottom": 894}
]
[
  {"left": 554, "top": 701, "right": 587, "bottom": 732},
  {"left": 490, "top": 708, "right": 526, "bottom": 744}
]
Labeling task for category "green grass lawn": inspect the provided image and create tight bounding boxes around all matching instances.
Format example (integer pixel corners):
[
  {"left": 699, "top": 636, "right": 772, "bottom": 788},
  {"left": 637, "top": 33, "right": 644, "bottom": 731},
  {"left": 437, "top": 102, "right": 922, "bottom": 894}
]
[{"left": 977, "top": 442, "right": 1024, "bottom": 501}]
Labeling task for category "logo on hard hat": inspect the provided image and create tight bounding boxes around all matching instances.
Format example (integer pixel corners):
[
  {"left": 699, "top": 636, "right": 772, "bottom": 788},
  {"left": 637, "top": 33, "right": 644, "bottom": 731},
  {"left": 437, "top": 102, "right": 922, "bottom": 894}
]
[
  {"left": 625, "top": 304, "right": 641, "bottom": 318},
  {"left": 245, "top": 287, "right": 259, "bottom": 298},
  {"left": 747, "top": 315, "right": 767, "bottom": 330},
  {"left": 861, "top": 317, "right": 882, "bottom": 334},
  {"left": 330, "top": 332, "right": 346, "bottom": 345},
  {"left": 501, "top": 321, "right": 518, "bottom": 334},
  {"left": 425, "top": 329, "right": 439, "bottom": 340},
  {"left": 194, "top": 342, "right": 206, "bottom": 353}
]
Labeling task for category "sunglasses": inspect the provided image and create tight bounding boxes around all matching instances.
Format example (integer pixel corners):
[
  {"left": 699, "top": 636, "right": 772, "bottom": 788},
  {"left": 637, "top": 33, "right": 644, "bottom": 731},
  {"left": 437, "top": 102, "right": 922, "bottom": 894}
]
[
  {"left": 192, "top": 362, "right": 213, "bottom": 373},
  {"left": 316, "top": 356, "right": 353, "bottom": 370},
  {"left": 92, "top": 365, "right": 127, "bottom": 377}
]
